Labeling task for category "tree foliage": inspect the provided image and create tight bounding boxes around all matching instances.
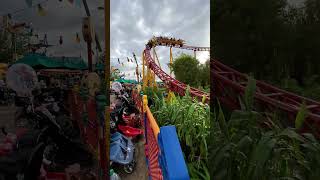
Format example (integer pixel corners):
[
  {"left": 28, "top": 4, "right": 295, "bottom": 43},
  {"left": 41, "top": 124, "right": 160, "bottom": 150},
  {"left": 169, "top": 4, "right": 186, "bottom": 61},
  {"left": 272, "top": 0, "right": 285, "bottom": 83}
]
[
  {"left": 0, "top": 28, "right": 30, "bottom": 63},
  {"left": 212, "top": 0, "right": 320, "bottom": 100},
  {"left": 171, "top": 53, "right": 210, "bottom": 89}
]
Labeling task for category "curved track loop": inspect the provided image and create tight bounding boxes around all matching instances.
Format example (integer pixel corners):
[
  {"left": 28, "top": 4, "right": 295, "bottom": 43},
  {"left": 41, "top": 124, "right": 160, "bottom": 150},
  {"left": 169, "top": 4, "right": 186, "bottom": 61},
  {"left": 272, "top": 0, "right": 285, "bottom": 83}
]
[
  {"left": 143, "top": 37, "right": 210, "bottom": 103},
  {"left": 212, "top": 60, "right": 320, "bottom": 135}
]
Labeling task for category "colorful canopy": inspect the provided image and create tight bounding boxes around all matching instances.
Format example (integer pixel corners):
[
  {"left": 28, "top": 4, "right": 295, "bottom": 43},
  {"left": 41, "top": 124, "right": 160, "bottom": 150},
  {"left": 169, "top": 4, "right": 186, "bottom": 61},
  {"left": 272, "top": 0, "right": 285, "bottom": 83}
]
[
  {"left": 38, "top": 69, "right": 84, "bottom": 76},
  {"left": 95, "top": 63, "right": 104, "bottom": 70},
  {"left": 115, "top": 78, "right": 138, "bottom": 84},
  {"left": 14, "top": 53, "right": 87, "bottom": 70}
]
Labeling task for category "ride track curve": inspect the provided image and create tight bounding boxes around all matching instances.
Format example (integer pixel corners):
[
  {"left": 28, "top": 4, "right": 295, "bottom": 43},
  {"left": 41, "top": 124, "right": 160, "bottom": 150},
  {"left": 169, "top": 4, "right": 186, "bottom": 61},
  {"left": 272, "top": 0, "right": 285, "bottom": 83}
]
[
  {"left": 143, "top": 37, "right": 210, "bottom": 103},
  {"left": 212, "top": 60, "right": 320, "bottom": 136}
]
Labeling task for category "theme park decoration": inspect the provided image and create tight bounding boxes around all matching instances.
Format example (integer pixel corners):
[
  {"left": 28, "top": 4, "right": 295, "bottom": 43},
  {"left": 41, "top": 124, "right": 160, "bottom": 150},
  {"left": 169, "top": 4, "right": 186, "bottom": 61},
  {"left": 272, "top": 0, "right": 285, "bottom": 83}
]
[
  {"left": 6, "top": 63, "right": 38, "bottom": 97},
  {"left": 75, "top": 33, "right": 81, "bottom": 43},
  {"left": 14, "top": 53, "right": 88, "bottom": 70},
  {"left": 142, "top": 36, "right": 210, "bottom": 103},
  {"left": 59, "top": 35, "right": 63, "bottom": 45},
  {"left": 86, "top": 72, "right": 101, "bottom": 96},
  {"left": 37, "top": 4, "right": 47, "bottom": 16}
]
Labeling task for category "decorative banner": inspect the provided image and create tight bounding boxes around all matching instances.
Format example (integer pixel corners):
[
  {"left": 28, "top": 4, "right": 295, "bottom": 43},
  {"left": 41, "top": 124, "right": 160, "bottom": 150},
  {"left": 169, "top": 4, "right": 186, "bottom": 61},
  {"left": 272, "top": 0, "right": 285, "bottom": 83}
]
[
  {"left": 25, "top": 0, "right": 33, "bottom": 8},
  {"left": 37, "top": 4, "right": 47, "bottom": 16},
  {"left": 59, "top": 35, "right": 63, "bottom": 45},
  {"left": 43, "top": 34, "right": 48, "bottom": 44},
  {"left": 75, "top": 33, "right": 81, "bottom": 43}
]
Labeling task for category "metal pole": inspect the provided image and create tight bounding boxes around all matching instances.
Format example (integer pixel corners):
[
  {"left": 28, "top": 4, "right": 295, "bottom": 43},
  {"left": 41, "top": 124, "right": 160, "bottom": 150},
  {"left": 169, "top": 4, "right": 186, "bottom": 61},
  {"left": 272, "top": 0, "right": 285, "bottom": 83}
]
[
  {"left": 82, "top": 0, "right": 102, "bottom": 52},
  {"left": 87, "top": 41, "right": 92, "bottom": 72},
  {"left": 104, "top": 0, "right": 110, "bottom": 179}
]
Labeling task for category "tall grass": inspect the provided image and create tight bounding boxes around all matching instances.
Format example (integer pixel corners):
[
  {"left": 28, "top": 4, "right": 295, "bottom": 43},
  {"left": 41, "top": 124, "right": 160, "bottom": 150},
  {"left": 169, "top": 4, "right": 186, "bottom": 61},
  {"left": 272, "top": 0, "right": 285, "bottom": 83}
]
[
  {"left": 209, "top": 77, "right": 320, "bottom": 180},
  {"left": 149, "top": 87, "right": 210, "bottom": 180}
]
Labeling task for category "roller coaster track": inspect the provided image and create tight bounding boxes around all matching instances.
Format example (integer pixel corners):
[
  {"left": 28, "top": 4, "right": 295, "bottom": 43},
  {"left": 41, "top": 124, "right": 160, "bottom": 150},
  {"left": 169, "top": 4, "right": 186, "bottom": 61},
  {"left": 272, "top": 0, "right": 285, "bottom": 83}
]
[
  {"left": 143, "top": 37, "right": 210, "bottom": 103},
  {"left": 212, "top": 60, "right": 320, "bottom": 135}
]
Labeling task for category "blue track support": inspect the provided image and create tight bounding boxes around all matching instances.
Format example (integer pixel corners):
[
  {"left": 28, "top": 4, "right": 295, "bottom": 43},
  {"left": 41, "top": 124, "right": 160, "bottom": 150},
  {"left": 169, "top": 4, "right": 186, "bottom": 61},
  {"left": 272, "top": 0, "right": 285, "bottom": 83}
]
[{"left": 158, "top": 126, "right": 190, "bottom": 180}]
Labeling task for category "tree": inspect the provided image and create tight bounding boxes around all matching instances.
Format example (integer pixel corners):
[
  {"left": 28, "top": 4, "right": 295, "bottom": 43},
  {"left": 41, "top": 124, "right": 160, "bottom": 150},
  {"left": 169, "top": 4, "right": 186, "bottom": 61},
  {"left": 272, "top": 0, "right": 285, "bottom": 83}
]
[
  {"left": 0, "top": 26, "right": 30, "bottom": 63},
  {"left": 198, "top": 59, "right": 210, "bottom": 88},
  {"left": 212, "top": 0, "right": 320, "bottom": 100},
  {"left": 171, "top": 53, "right": 210, "bottom": 88},
  {"left": 171, "top": 53, "right": 199, "bottom": 87}
]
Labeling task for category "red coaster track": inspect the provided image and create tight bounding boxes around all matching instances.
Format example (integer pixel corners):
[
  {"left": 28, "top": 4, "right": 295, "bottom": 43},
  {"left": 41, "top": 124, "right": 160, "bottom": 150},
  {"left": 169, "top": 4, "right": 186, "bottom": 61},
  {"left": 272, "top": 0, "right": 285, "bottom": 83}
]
[
  {"left": 212, "top": 60, "right": 320, "bottom": 134},
  {"left": 143, "top": 37, "right": 210, "bottom": 103}
]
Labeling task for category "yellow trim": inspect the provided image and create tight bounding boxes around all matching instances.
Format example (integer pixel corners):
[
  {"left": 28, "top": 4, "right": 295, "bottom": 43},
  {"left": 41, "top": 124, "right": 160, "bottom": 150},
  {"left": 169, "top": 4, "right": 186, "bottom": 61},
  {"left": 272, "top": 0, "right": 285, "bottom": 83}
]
[{"left": 146, "top": 106, "right": 160, "bottom": 138}]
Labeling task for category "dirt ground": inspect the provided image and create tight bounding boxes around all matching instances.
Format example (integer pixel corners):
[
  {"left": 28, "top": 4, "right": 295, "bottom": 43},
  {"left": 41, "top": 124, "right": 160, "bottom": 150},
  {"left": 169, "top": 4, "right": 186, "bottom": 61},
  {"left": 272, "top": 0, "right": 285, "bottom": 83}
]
[{"left": 116, "top": 138, "right": 148, "bottom": 180}]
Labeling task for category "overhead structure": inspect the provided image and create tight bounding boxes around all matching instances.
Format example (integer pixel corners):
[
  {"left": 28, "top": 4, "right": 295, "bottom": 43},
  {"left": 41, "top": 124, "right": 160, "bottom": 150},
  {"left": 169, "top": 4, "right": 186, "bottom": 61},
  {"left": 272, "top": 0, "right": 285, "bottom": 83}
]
[
  {"left": 14, "top": 53, "right": 87, "bottom": 70},
  {"left": 212, "top": 60, "right": 320, "bottom": 136},
  {"left": 142, "top": 36, "right": 210, "bottom": 103}
]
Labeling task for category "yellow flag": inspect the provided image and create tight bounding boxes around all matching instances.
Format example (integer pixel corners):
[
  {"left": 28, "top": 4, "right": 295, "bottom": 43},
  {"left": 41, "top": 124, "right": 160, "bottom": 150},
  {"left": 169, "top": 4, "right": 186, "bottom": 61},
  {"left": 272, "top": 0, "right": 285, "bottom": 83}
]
[
  {"left": 37, "top": 4, "right": 47, "bottom": 16},
  {"left": 75, "top": 33, "right": 80, "bottom": 43}
]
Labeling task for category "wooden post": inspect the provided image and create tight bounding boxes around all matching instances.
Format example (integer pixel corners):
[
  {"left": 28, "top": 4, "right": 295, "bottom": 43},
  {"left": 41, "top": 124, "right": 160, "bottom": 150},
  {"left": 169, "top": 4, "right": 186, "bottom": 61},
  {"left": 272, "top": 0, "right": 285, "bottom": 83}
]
[{"left": 104, "top": 0, "right": 110, "bottom": 178}]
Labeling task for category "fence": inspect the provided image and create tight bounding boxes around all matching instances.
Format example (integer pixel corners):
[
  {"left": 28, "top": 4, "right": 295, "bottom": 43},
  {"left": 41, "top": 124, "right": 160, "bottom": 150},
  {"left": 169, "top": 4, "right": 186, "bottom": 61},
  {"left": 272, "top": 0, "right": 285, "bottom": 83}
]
[
  {"left": 67, "top": 90, "right": 107, "bottom": 179},
  {"left": 132, "top": 90, "right": 189, "bottom": 180}
]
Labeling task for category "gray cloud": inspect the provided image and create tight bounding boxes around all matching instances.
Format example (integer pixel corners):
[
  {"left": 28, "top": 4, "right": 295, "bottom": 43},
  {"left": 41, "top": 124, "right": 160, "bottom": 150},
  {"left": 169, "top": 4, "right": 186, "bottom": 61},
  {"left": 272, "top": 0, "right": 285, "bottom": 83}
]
[{"left": 111, "top": 0, "right": 210, "bottom": 80}]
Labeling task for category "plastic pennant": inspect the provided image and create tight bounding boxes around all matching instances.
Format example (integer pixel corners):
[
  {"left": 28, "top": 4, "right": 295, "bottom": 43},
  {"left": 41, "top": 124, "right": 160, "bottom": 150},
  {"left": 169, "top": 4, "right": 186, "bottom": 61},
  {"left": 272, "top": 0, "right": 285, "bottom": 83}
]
[
  {"left": 37, "top": 4, "right": 47, "bottom": 16},
  {"left": 75, "top": 33, "right": 81, "bottom": 43},
  {"left": 59, "top": 35, "right": 63, "bottom": 45}
]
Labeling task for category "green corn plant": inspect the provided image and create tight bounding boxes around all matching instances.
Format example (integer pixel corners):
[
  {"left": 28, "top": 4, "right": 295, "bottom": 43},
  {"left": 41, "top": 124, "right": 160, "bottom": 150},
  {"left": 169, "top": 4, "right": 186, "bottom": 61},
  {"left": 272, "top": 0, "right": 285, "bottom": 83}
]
[
  {"left": 295, "top": 102, "right": 307, "bottom": 130},
  {"left": 150, "top": 87, "right": 210, "bottom": 179},
  {"left": 244, "top": 76, "right": 256, "bottom": 111}
]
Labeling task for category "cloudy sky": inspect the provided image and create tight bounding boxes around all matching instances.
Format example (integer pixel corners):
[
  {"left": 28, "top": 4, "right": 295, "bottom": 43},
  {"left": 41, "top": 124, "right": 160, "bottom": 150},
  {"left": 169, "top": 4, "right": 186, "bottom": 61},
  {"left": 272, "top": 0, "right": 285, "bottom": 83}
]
[
  {"left": 111, "top": 0, "right": 210, "bottom": 80},
  {"left": 0, "top": 0, "right": 104, "bottom": 63}
]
